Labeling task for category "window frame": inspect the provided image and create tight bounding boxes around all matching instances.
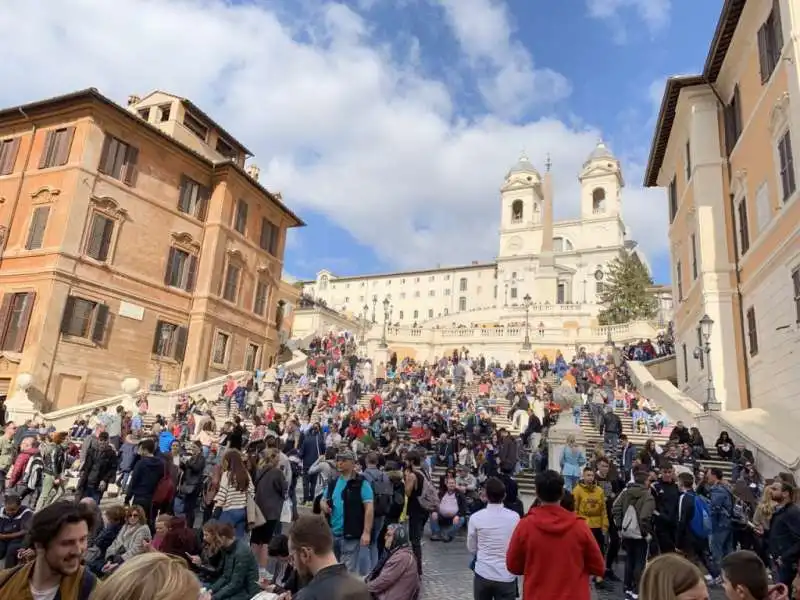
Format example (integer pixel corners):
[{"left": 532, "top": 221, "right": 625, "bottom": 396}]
[
  {"left": 791, "top": 266, "right": 800, "bottom": 324},
  {"left": 254, "top": 279, "right": 269, "bottom": 317},
  {"left": 777, "top": 129, "right": 796, "bottom": 203},
  {"left": 164, "top": 246, "right": 198, "bottom": 292},
  {"left": 222, "top": 261, "right": 241, "bottom": 303},
  {"left": 0, "top": 137, "right": 20, "bottom": 175},
  {"left": 234, "top": 199, "right": 248, "bottom": 235},
  {"left": 98, "top": 134, "right": 139, "bottom": 186},
  {"left": 690, "top": 233, "right": 698, "bottom": 280},
  {"left": 746, "top": 306, "right": 759, "bottom": 357},
  {"left": 668, "top": 176, "right": 678, "bottom": 223},
  {"left": 244, "top": 342, "right": 261, "bottom": 372},
  {"left": 39, "top": 127, "right": 75, "bottom": 170},
  {"left": 737, "top": 196, "right": 751, "bottom": 256},
  {"left": 177, "top": 175, "right": 210, "bottom": 221},
  {"left": 25, "top": 205, "right": 50, "bottom": 251},
  {"left": 0, "top": 291, "right": 36, "bottom": 353},
  {"left": 84, "top": 212, "right": 116, "bottom": 262},
  {"left": 211, "top": 329, "right": 231, "bottom": 367},
  {"left": 59, "top": 295, "right": 110, "bottom": 346},
  {"left": 152, "top": 320, "right": 188, "bottom": 362}
]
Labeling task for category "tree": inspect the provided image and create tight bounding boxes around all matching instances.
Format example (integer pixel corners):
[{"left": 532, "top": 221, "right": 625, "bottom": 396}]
[{"left": 597, "top": 252, "right": 657, "bottom": 325}]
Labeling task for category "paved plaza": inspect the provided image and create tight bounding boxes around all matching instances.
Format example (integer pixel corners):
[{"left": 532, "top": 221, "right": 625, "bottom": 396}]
[{"left": 419, "top": 535, "right": 728, "bottom": 600}]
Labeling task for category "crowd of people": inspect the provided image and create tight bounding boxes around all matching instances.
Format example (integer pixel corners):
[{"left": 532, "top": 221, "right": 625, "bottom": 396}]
[{"left": 0, "top": 327, "right": 796, "bottom": 600}]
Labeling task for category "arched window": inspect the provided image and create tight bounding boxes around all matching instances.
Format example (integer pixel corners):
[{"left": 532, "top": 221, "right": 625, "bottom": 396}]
[
  {"left": 592, "top": 188, "right": 606, "bottom": 213},
  {"left": 511, "top": 200, "right": 524, "bottom": 223},
  {"left": 553, "top": 237, "right": 574, "bottom": 252},
  {"left": 319, "top": 275, "right": 328, "bottom": 291},
  {"left": 459, "top": 296, "right": 467, "bottom": 311}
]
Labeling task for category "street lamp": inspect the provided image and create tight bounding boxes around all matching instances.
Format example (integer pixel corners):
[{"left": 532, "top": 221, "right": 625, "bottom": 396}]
[
  {"left": 372, "top": 295, "right": 378, "bottom": 323},
  {"left": 695, "top": 313, "right": 719, "bottom": 411},
  {"left": 360, "top": 304, "right": 369, "bottom": 344},
  {"left": 151, "top": 327, "right": 171, "bottom": 391},
  {"left": 380, "top": 296, "right": 390, "bottom": 348},
  {"left": 522, "top": 293, "right": 532, "bottom": 349}
]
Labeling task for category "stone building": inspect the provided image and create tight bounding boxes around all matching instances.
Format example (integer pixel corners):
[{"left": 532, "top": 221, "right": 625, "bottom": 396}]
[{"left": 0, "top": 89, "right": 303, "bottom": 409}]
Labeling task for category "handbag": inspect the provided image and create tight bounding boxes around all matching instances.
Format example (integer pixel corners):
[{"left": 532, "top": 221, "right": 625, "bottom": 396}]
[
  {"left": 246, "top": 491, "right": 267, "bottom": 528},
  {"left": 280, "top": 497, "right": 293, "bottom": 523}
]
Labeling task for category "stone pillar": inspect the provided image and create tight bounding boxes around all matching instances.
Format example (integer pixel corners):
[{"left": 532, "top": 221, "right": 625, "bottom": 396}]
[
  {"left": 547, "top": 416, "right": 586, "bottom": 475},
  {"left": 534, "top": 166, "right": 558, "bottom": 304},
  {"left": 121, "top": 377, "right": 141, "bottom": 412}
]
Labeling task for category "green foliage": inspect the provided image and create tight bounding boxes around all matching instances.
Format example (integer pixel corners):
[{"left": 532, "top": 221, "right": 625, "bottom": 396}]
[{"left": 597, "top": 252, "right": 657, "bottom": 325}]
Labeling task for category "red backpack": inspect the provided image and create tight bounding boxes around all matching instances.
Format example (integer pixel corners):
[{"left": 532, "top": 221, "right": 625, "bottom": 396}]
[{"left": 153, "top": 460, "right": 175, "bottom": 505}]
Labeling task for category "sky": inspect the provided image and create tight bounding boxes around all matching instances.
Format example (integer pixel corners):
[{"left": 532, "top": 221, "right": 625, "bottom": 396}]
[{"left": 0, "top": 0, "right": 723, "bottom": 285}]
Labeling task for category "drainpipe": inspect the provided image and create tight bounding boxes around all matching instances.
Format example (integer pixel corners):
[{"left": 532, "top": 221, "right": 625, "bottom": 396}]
[
  {"left": 0, "top": 108, "right": 37, "bottom": 268},
  {"left": 705, "top": 80, "right": 753, "bottom": 409}
]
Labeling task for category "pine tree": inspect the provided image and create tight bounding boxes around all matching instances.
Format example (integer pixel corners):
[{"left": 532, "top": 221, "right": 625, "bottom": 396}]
[{"left": 597, "top": 252, "right": 657, "bottom": 325}]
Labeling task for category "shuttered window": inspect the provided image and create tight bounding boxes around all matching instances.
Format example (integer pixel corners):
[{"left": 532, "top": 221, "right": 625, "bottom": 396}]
[
  {"left": 737, "top": 197, "right": 750, "bottom": 256},
  {"left": 746, "top": 307, "right": 759, "bottom": 356},
  {"left": 778, "top": 130, "right": 796, "bottom": 201},
  {"left": 212, "top": 331, "right": 230, "bottom": 365},
  {"left": 164, "top": 247, "right": 198, "bottom": 292},
  {"left": 259, "top": 218, "right": 279, "bottom": 254},
  {"left": 757, "top": 0, "right": 784, "bottom": 84},
  {"left": 234, "top": 199, "right": 248, "bottom": 234},
  {"left": 98, "top": 135, "right": 139, "bottom": 186},
  {"left": 668, "top": 177, "right": 678, "bottom": 222},
  {"left": 244, "top": 343, "right": 260, "bottom": 371},
  {"left": 792, "top": 267, "right": 800, "bottom": 324},
  {"left": 60, "top": 296, "right": 110, "bottom": 345},
  {"left": 178, "top": 176, "right": 210, "bottom": 221},
  {"left": 85, "top": 213, "right": 115, "bottom": 261},
  {"left": 39, "top": 127, "right": 75, "bottom": 169},
  {"left": 25, "top": 206, "right": 50, "bottom": 250},
  {"left": 0, "top": 138, "right": 20, "bottom": 175},
  {"left": 254, "top": 280, "right": 269, "bottom": 316},
  {"left": 724, "top": 86, "right": 742, "bottom": 156},
  {"left": 0, "top": 292, "right": 36, "bottom": 352},
  {"left": 152, "top": 320, "right": 188, "bottom": 361},
  {"left": 222, "top": 263, "right": 240, "bottom": 302}
]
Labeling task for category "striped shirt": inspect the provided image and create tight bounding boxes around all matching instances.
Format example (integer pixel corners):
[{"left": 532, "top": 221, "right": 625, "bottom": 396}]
[{"left": 214, "top": 471, "right": 254, "bottom": 510}]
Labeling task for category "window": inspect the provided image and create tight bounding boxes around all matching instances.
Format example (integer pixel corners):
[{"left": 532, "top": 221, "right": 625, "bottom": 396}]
[
  {"left": 60, "top": 296, "right": 109, "bottom": 345},
  {"left": 183, "top": 113, "right": 208, "bottom": 141},
  {"left": 690, "top": 234, "right": 698, "bottom": 280},
  {"left": 259, "top": 219, "right": 279, "bottom": 254},
  {"left": 159, "top": 104, "right": 172, "bottom": 122},
  {"left": 459, "top": 278, "right": 467, "bottom": 292},
  {"left": 400, "top": 278, "right": 406, "bottom": 284},
  {"left": 724, "top": 86, "right": 743, "bottom": 155},
  {"left": 25, "top": 206, "right": 50, "bottom": 250},
  {"left": 254, "top": 280, "right": 269, "bottom": 316},
  {"left": 682, "top": 344, "right": 688, "bottom": 383},
  {"left": 212, "top": 331, "right": 230, "bottom": 365},
  {"left": 757, "top": 0, "right": 784, "bottom": 84},
  {"left": 0, "top": 292, "right": 35, "bottom": 352},
  {"left": 494, "top": 285, "right": 497, "bottom": 298},
  {"left": 792, "top": 267, "right": 800, "bottom": 324},
  {"left": 444, "top": 274, "right": 450, "bottom": 280},
  {"left": 755, "top": 181, "right": 772, "bottom": 232},
  {"left": 668, "top": 177, "right": 678, "bottom": 223},
  {"left": 596, "top": 281, "right": 604, "bottom": 294},
  {"left": 511, "top": 200, "right": 523, "bottom": 223},
  {"left": 413, "top": 310, "right": 418, "bottom": 320},
  {"left": 164, "top": 247, "right": 198, "bottom": 292},
  {"left": 459, "top": 297, "right": 467, "bottom": 311},
  {"left": 138, "top": 108, "right": 151, "bottom": 121},
  {"left": 428, "top": 275, "right": 435, "bottom": 282},
  {"left": 737, "top": 197, "right": 750, "bottom": 256},
  {"left": 344, "top": 297, "right": 349, "bottom": 303},
  {"left": 557, "top": 283, "right": 566, "bottom": 304},
  {"left": 398, "top": 310, "right": 404, "bottom": 320},
  {"left": 414, "top": 277, "right": 420, "bottom": 283},
  {"left": 778, "top": 130, "right": 796, "bottom": 201},
  {"left": 244, "top": 343, "right": 260, "bottom": 372},
  {"left": 216, "top": 137, "right": 237, "bottom": 160},
  {"left": 746, "top": 306, "right": 759, "bottom": 356},
  {"left": 414, "top": 291, "right": 420, "bottom": 298},
  {"left": 98, "top": 135, "right": 139, "bottom": 186},
  {"left": 234, "top": 199, "right": 248, "bottom": 234},
  {"left": 443, "top": 308, "right": 449, "bottom": 316},
  {"left": 685, "top": 139, "right": 692, "bottom": 181},
  {"left": 85, "top": 213, "right": 115, "bottom": 262},
  {"left": 428, "top": 309, "right": 433, "bottom": 318},
  {"left": 0, "top": 138, "right": 20, "bottom": 175},
  {"left": 444, "top": 289, "right": 451, "bottom": 296},
  {"left": 399, "top": 293, "right": 406, "bottom": 299},
  {"left": 178, "top": 176, "right": 209, "bottom": 221},
  {"left": 428, "top": 290, "right": 435, "bottom": 297},
  {"left": 39, "top": 127, "right": 76, "bottom": 170},
  {"left": 592, "top": 188, "right": 606, "bottom": 213},
  {"left": 222, "top": 263, "right": 241, "bottom": 302},
  {"left": 510, "top": 288, "right": 518, "bottom": 299},
  {"left": 152, "top": 321, "right": 188, "bottom": 361},
  {"left": 676, "top": 261, "right": 684, "bottom": 301},
  {"left": 552, "top": 237, "right": 574, "bottom": 252},
  {"left": 696, "top": 327, "right": 704, "bottom": 369}
]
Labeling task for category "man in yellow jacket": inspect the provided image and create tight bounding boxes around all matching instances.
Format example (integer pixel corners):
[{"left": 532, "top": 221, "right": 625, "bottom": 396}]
[{"left": 573, "top": 466, "right": 609, "bottom": 588}]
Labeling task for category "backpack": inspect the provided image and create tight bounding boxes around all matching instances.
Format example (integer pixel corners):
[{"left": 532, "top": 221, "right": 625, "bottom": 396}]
[
  {"left": 21, "top": 454, "right": 44, "bottom": 492},
  {"left": 152, "top": 460, "right": 175, "bottom": 505},
  {"left": 415, "top": 470, "right": 440, "bottom": 513},
  {"left": 688, "top": 494, "right": 712, "bottom": 539},
  {"left": 364, "top": 469, "right": 393, "bottom": 518},
  {"left": 619, "top": 492, "right": 643, "bottom": 540}
]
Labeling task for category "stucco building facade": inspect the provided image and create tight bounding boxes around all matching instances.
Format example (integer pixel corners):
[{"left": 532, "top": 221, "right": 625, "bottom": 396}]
[
  {"left": 645, "top": 0, "right": 800, "bottom": 417},
  {"left": 0, "top": 89, "right": 303, "bottom": 409}
]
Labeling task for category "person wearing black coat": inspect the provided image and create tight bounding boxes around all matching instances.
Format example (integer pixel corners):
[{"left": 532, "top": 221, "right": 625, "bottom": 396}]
[
  {"left": 651, "top": 464, "right": 681, "bottom": 554},
  {"left": 78, "top": 432, "right": 118, "bottom": 504},
  {"left": 675, "top": 472, "right": 719, "bottom": 579},
  {"left": 176, "top": 441, "right": 206, "bottom": 523},
  {"left": 299, "top": 424, "right": 325, "bottom": 503},
  {"left": 768, "top": 480, "right": 800, "bottom": 588}
]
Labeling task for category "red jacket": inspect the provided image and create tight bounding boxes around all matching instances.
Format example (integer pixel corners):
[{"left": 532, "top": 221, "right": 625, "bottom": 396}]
[{"left": 506, "top": 504, "right": 605, "bottom": 600}]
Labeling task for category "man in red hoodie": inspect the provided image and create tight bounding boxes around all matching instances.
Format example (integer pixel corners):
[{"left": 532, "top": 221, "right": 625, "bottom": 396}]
[{"left": 507, "top": 469, "right": 605, "bottom": 600}]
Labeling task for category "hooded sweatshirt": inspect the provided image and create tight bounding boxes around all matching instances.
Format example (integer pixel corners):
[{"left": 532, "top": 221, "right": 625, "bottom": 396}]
[
  {"left": 573, "top": 482, "right": 609, "bottom": 531},
  {"left": 506, "top": 504, "right": 605, "bottom": 600}
]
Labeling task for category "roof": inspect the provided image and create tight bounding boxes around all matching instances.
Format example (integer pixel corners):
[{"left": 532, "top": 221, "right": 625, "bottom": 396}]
[
  {"left": 506, "top": 152, "right": 540, "bottom": 179},
  {"left": 300, "top": 260, "right": 498, "bottom": 285},
  {"left": 644, "top": 0, "right": 746, "bottom": 187},
  {"left": 586, "top": 141, "right": 615, "bottom": 162},
  {"left": 0, "top": 88, "right": 303, "bottom": 227}
]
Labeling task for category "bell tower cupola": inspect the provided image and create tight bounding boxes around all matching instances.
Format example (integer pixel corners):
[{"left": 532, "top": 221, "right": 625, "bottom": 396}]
[{"left": 579, "top": 140, "right": 624, "bottom": 220}]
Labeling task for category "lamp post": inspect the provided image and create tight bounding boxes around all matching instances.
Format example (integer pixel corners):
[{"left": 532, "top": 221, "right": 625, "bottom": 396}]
[
  {"left": 522, "top": 293, "right": 532, "bottom": 349},
  {"left": 151, "top": 328, "right": 171, "bottom": 391},
  {"left": 380, "top": 296, "right": 390, "bottom": 348},
  {"left": 360, "top": 304, "right": 369, "bottom": 344},
  {"left": 698, "top": 313, "right": 718, "bottom": 411},
  {"left": 606, "top": 325, "right": 615, "bottom": 348},
  {"left": 372, "top": 295, "right": 377, "bottom": 323}
]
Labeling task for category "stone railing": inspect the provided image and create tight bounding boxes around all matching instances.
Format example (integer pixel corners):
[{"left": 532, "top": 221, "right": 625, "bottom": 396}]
[
  {"left": 40, "top": 370, "right": 250, "bottom": 431},
  {"left": 627, "top": 360, "right": 800, "bottom": 479}
]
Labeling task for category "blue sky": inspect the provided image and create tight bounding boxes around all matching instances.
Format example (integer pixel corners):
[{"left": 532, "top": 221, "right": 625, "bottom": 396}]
[{"left": 1, "top": 0, "right": 723, "bottom": 285}]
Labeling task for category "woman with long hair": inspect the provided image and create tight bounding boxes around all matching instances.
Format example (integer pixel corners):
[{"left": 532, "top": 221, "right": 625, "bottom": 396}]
[
  {"left": 251, "top": 448, "right": 288, "bottom": 567},
  {"left": 199, "top": 521, "right": 261, "bottom": 600},
  {"left": 367, "top": 523, "right": 420, "bottom": 600},
  {"left": 639, "top": 553, "right": 707, "bottom": 600},
  {"left": 101, "top": 505, "right": 152, "bottom": 575},
  {"left": 212, "top": 450, "right": 254, "bottom": 539},
  {"left": 36, "top": 430, "right": 68, "bottom": 509},
  {"left": 90, "top": 552, "right": 205, "bottom": 600}
]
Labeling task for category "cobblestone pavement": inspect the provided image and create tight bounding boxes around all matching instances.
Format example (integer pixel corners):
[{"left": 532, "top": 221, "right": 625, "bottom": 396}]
[{"left": 419, "top": 535, "right": 729, "bottom": 600}]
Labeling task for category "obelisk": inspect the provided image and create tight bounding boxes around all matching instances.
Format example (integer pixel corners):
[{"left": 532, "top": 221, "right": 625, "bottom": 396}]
[{"left": 534, "top": 155, "right": 558, "bottom": 304}]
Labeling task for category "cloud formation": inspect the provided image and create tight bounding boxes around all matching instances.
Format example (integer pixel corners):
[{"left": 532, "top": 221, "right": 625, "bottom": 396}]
[
  {"left": 586, "top": 0, "right": 671, "bottom": 44},
  {"left": 0, "top": 0, "right": 669, "bottom": 279}
]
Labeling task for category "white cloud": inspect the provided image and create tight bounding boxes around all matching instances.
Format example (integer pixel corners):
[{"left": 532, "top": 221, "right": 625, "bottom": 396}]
[
  {"left": 435, "top": 0, "right": 571, "bottom": 117},
  {"left": 0, "top": 0, "right": 668, "bottom": 276},
  {"left": 586, "top": 0, "right": 671, "bottom": 43}
]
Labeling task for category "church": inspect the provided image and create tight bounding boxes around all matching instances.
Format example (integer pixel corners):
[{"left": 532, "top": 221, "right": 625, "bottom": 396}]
[{"left": 300, "top": 141, "right": 659, "bottom": 361}]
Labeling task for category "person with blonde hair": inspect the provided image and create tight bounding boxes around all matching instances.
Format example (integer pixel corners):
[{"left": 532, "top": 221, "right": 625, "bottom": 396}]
[
  {"left": 639, "top": 553, "right": 707, "bottom": 600},
  {"left": 559, "top": 433, "right": 586, "bottom": 492},
  {"left": 89, "top": 552, "right": 207, "bottom": 600}
]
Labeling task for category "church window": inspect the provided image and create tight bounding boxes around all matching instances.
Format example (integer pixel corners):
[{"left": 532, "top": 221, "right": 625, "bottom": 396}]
[
  {"left": 557, "top": 283, "right": 566, "bottom": 304},
  {"left": 459, "top": 297, "right": 467, "bottom": 311},
  {"left": 511, "top": 200, "right": 523, "bottom": 223},
  {"left": 399, "top": 310, "right": 404, "bottom": 320},
  {"left": 428, "top": 309, "right": 433, "bottom": 318},
  {"left": 459, "top": 278, "right": 468, "bottom": 292},
  {"left": 553, "top": 237, "right": 573, "bottom": 252},
  {"left": 413, "top": 310, "right": 418, "bottom": 319},
  {"left": 510, "top": 288, "right": 518, "bottom": 299},
  {"left": 511, "top": 272, "right": 517, "bottom": 280},
  {"left": 592, "top": 188, "right": 606, "bottom": 213}
]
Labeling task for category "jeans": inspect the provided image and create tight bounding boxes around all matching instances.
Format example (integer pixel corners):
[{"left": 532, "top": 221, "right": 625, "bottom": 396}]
[
  {"left": 473, "top": 573, "right": 516, "bottom": 600},
  {"left": 82, "top": 486, "right": 104, "bottom": 505},
  {"left": 710, "top": 528, "right": 733, "bottom": 568},
  {"left": 0, "top": 539, "right": 23, "bottom": 568},
  {"left": 572, "top": 406, "right": 582, "bottom": 425},
  {"left": 369, "top": 515, "right": 385, "bottom": 571},
  {"left": 302, "top": 472, "right": 318, "bottom": 503},
  {"left": 430, "top": 514, "right": 464, "bottom": 540},
  {"left": 174, "top": 493, "right": 199, "bottom": 527},
  {"left": 333, "top": 535, "right": 369, "bottom": 576},
  {"left": 603, "top": 432, "right": 619, "bottom": 454},
  {"left": 563, "top": 475, "right": 579, "bottom": 492},
  {"left": 622, "top": 538, "right": 648, "bottom": 594},
  {"left": 408, "top": 512, "right": 428, "bottom": 574},
  {"left": 220, "top": 508, "right": 248, "bottom": 539}
]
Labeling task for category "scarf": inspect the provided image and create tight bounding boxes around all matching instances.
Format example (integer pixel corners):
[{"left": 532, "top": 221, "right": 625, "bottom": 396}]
[{"left": 367, "top": 523, "right": 410, "bottom": 582}]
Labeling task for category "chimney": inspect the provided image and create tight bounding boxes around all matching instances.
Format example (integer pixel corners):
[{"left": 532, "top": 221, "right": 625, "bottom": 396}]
[
  {"left": 127, "top": 95, "right": 141, "bottom": 107},
  {"left": 246, "top": 164, "right": 260, "bottom": 181}
]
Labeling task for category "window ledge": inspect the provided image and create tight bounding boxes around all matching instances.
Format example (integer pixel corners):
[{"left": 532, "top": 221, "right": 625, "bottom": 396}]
[
  {"left": 151, "top": 355, "right": 179, "bottom": 365},
  {"left": 210, "top": 361, "right": 228, "bottom": 370},
  {"left": 82, "top": 256, "right": 111, "bottom": 268},
  {"left": 61, "top": 335, "right": 97, "bottom": 348}
]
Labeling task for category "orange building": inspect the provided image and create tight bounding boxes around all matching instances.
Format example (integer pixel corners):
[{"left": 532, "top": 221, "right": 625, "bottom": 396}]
[
  {"left": 645, "top": 0, "right": 800, "bottom": 415},
  {"left": 0, "top": 89, "right": 303, "bottom": 409}
]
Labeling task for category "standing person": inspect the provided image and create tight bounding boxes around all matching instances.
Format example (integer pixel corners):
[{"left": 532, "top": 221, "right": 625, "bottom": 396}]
[
  {"left": 174, "top": 441, "right": 205, "bottom": 524},
  {"left": 289, "top": 514, "right": 371, "bottom": 600},
  {"left": 612, "top": 467, "right": 656, "bottom": 599},
  {"left": 37, "top": 431, "right": 67, "bottom": 510},
  {"left": 573, "top": 466, "right": 608, "bottom": 588},
  {"left": 651, "top": 462, "right": 680, "bottom": 554},
  {"left": 212, "top": 450, "right": 254, "bottom": 540},
  {"left": 0, "top": 422, "right": 17, "bottom": 495},
  {"left": 675, "top": 472, "right": 720, "bottom": 582},
  {"left": 124, "top": 439, "right": 163, "bottom": 522},
  {"left": 362, "top": 452, "right": 392, "bottom": 570},
  {"left": 595, "top": 457, "right": 623, "bottom": 581},
  {"left": 467, "top": 477, "right": 520, "bottom": 600},
  {"left": 559, "top": 434, "right": 586, "bottom": 492},
  {"left": 0, "top": 500, "right": 97, "bottom": 600},
  {"left": 708, "top": 467, "right": 735, "bottom": 569},
  {"left": 320, "top": 450, "right": 373, "bottom": 576},
  {"left": 403, "top": 450, "right": 430, "bottom": 576},
  {"left": 300, "top": 422, "right": 325, "bottom": 505},
  {"left": 252, "top": 448, "right": 288, "bottom": 567},
  {"left": 768, "top": 480, "right": 800, "bottom": 589},
  {"left": 78, "top": 432, "right": 117, "bottom": 504},
  {"left": 506, "top": 470, "right": 604, "bottom": 600}
]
